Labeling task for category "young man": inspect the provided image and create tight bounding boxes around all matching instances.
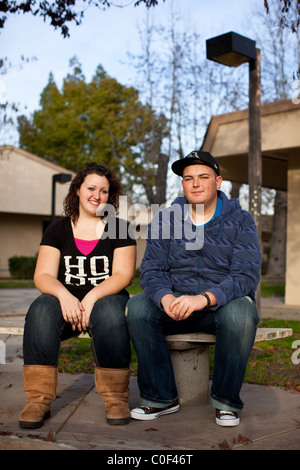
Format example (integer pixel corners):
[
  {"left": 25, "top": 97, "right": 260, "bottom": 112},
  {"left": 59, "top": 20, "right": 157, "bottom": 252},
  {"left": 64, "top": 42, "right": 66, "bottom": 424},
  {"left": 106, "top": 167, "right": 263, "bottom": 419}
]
[{"left": 126, "top": 150, "right": 261, "bottom": 427}]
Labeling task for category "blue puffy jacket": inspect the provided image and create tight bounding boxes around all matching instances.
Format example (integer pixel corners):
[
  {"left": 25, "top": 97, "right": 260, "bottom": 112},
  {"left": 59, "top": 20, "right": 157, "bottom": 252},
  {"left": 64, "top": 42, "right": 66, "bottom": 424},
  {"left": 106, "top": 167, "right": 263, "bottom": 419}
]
[{"left": 140, "top": 190, "right": 261, "bottom": 311}]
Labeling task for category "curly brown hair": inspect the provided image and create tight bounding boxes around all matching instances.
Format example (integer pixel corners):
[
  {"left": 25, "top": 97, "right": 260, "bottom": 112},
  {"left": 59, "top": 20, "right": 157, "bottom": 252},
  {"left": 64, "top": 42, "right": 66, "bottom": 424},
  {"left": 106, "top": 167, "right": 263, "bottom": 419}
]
[{"left": 63, "top": 162, "right": 122, "bottom": 223}]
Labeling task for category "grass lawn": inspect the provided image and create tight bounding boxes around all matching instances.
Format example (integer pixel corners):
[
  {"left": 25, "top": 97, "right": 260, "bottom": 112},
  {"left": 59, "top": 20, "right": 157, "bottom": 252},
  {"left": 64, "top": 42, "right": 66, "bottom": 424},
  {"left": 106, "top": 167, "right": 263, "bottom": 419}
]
[
  {"left": 244, "top": 318, "right": 300, "bottom": 391},
  {"left": 0, "top": 277, "right": 285, "bottom": 296},
  {"left": 208, "top": 318, "right": 300, "bottom": 391},
  {"left": 58, "top": 318, "right": 300, "bottom": 392},
  {"left": 0, "top": 279, "right": 36, "bottom": 288}
]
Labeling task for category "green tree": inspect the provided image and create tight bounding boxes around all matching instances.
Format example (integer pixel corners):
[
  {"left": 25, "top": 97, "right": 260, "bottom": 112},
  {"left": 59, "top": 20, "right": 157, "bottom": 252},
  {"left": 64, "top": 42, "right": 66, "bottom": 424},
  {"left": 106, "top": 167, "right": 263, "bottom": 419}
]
[
  {"left": 19, "top": 68, "right": 88, "bottom": 170},
  {"left": 18, "top": 58, "right": 168, "bottom": 202}
]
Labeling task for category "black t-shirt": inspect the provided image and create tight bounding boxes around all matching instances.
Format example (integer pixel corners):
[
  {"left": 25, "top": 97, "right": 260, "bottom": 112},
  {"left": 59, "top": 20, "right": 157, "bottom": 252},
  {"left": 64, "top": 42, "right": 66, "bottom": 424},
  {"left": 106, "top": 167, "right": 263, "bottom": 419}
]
[{"left": 40, "top": 217, "right": 136, "bottom": 300}]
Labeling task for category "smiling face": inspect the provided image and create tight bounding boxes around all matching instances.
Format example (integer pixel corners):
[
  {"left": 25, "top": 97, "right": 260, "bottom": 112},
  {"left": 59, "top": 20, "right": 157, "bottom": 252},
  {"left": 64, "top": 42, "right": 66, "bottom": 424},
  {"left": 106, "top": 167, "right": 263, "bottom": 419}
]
[{"left": 77, "top": 173, "right": 110, "bottom": 218}]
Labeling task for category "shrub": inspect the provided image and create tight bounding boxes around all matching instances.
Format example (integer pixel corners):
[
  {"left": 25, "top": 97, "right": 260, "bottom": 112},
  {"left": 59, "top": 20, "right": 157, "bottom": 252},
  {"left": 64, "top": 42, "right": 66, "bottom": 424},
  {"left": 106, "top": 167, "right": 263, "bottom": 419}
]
[{"left": 8, "top": 255, "right": 37, "bottom": 279}]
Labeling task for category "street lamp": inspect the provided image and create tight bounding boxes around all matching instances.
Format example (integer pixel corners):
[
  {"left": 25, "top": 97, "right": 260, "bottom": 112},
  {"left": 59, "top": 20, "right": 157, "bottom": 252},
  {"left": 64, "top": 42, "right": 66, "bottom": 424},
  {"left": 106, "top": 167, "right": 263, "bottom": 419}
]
[
  {"left": 206, "top": 31, "right": 256, "bottom": 66},
  {"left": 206, "top": 31, "right": 262, "bottom": 311},
  {"left": 206, "top": 31, "right": 262, "bottom": 242},
  {"left": 51, "top": 173, "right": 72, "bottom": 223}
]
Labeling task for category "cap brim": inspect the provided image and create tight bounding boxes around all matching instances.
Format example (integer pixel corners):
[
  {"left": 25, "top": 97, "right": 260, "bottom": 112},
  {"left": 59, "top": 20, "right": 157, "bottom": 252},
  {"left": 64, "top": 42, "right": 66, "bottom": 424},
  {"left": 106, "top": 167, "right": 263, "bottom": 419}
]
[{"left": 171, "top": 158, "right": 208, "bottom": 176}]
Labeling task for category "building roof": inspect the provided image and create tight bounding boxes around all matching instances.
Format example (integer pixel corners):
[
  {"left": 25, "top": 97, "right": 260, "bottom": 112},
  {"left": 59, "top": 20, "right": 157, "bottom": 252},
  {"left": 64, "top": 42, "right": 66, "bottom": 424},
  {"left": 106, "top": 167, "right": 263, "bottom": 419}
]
[
  {"left": 201, "top": 99, "right": 300, "bottom": 191},
  {"left": 0, "top": 146, "right": 75, "bottom": 216}
]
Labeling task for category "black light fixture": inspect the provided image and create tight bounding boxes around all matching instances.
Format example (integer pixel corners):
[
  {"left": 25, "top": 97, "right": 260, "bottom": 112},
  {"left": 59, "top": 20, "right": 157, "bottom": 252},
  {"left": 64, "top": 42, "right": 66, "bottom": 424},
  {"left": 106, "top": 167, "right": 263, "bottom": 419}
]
[
  {"left": 51, "top": 173, "right": 72, "bottom": 223},
  {"left": 206, "top": 31, "right": 256, "bottom": 67},
  {"left": 206, "top": 31, "right": 262, "bottom": 237}
]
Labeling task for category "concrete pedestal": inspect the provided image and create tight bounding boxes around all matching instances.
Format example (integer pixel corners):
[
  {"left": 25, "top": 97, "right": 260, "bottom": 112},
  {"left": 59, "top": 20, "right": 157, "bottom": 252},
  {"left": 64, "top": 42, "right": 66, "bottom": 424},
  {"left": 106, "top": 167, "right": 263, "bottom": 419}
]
[
  {"left": 165, "top": 328, "right": 293, "bottom": 406},
  {"left": 169, "top": 345, "right": 210, "bottom": 405}
]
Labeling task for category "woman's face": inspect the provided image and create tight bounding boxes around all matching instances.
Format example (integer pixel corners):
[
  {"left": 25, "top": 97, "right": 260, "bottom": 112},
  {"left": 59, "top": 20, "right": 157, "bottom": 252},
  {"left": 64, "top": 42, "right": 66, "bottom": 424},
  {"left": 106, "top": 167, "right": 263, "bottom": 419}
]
[{"left": 77, "top": 173, "right": 110, "bottom": 218}]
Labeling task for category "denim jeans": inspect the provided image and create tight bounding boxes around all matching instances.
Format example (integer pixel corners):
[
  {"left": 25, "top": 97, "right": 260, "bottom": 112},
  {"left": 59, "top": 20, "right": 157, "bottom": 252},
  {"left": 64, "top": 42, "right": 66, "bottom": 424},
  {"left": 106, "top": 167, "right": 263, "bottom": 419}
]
[
  {"left": 126, "top": 292, "right": 259, "bottom": 412},
  {"left": 23, "top": 292, "right": 131, "bottom": 369}
]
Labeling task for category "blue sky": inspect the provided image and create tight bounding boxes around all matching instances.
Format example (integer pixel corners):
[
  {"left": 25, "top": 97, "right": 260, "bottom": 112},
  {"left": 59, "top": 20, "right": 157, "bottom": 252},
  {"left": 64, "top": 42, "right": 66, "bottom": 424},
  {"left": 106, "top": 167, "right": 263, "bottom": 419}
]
[{"left": 1, "top": 0, "right": 263, "bottom": 131}]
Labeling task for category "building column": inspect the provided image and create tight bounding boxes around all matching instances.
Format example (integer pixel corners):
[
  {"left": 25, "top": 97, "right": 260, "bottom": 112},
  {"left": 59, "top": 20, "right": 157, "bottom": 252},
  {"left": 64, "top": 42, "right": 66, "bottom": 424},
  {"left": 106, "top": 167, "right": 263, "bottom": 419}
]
[{"left": 285, "top": 158, "right": 300, "bottom": 306}]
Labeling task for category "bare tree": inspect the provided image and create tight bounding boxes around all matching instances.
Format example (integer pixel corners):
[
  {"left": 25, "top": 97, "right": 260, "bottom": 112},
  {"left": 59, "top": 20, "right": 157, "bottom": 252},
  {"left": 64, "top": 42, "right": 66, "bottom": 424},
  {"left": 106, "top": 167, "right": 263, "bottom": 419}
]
[
  {"left": 127, "top": 5, "right": 248, "bottom": 204},
  {"left": 264, "top": 0, "right": 300, "bottom": 36},
  {"left": 0, "top": 56, "right": 37, "bottom": 144},
  {"left": 290, "top": 0, "right": 300, "bottom": 78},
  {"left": 266, "top": 190, "right": 287, "bottom": 280},
  {"left": 256, "top": 0, "right": 291, "bottom": 100}
]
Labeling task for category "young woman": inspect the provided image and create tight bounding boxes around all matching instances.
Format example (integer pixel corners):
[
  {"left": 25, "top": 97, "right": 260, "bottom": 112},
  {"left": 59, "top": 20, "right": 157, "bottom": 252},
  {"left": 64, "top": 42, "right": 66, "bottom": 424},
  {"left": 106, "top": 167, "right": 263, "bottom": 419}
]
[{"left": 19, "top": 162, "right": 136, "bottom": 428}]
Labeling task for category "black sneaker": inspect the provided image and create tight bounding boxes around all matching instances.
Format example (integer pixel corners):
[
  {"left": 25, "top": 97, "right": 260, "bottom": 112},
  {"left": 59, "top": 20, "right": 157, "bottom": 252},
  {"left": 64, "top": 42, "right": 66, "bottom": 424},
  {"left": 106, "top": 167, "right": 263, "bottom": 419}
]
[
  {"left": 215, "top": 409, "right": 240, "bottom": 426},
  {"left": 130, "top": 399, "right": 180, "bottom": 420}
]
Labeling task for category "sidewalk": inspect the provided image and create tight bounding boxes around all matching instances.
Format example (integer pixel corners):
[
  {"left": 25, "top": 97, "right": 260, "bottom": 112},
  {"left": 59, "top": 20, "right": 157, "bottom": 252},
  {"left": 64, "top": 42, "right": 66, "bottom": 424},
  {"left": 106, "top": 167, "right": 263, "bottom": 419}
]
[{"left": 0, "top": 289, "right": 299, "bottom": 451}]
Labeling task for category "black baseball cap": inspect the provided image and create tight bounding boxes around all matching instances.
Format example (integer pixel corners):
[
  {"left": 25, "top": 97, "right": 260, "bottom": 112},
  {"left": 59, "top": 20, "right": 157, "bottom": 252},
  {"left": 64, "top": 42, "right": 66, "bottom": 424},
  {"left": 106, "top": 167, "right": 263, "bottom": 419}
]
[{"left": 171, "top": 150, "right": 220, "bottom": 176}]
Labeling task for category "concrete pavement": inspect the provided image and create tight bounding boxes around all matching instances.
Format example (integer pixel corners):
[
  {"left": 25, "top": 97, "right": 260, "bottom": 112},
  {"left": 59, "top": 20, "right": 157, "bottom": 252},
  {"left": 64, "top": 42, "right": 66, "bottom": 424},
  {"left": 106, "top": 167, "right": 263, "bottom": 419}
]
[{"left": 0, "top": 288, "right": 299, "bottom": 451}]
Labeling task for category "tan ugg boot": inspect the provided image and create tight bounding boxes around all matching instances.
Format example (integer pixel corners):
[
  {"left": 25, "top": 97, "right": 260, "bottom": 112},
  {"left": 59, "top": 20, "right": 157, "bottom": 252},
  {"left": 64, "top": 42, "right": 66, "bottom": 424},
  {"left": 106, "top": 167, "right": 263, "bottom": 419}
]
[
  {"left": 95, "top": 367, "right": 131, "bottom": 425},
  {"left": 19, "top": 365, "right": 58, "bottom": 429}
]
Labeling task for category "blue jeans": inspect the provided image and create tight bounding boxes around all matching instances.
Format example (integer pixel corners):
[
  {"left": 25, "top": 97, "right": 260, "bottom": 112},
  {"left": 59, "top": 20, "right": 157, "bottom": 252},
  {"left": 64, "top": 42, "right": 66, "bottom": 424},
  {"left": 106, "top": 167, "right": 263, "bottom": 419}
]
[
  {"left": 126, "top": 292, "right": 259, "bottom": 412},
  {"left": 23, "top": 292, "right": 131, "bottom": 368}
]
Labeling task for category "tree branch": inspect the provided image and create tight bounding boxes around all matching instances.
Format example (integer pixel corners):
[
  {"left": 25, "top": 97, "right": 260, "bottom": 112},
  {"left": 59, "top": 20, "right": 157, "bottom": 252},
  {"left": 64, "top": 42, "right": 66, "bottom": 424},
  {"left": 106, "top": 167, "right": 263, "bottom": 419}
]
[{"left": 0, "top": 0, "right": 164, "bottom": 37}]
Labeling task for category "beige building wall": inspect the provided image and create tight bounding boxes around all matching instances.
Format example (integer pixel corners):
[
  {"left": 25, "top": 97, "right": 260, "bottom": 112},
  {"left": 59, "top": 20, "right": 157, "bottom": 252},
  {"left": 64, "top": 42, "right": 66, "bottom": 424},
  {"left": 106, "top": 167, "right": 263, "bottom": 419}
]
[
  {"left": 0, "top": 146, "right": 74, "bottom": 217},
  {"left": 285, "top": 158, "right": 300, "bottom": 305},
  {"left": 0, "top": 146, "right": 74, "bottom": 278},
  {"left": 0, "top": 213, "right": 43, "bottom": 277},
  {"left": 211, "top": 105, "right": 300, "bottom": 157}
]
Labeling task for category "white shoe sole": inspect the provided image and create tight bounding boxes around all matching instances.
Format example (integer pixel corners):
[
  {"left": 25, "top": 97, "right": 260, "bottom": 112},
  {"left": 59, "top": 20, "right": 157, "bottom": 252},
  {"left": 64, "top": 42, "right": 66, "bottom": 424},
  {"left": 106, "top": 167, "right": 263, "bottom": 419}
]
[
  {"left": 130, "top": 404, "right": 180, "bottom": 421},
  {"left": 216, "top": 416, "right": 240, "bottom": 426}
]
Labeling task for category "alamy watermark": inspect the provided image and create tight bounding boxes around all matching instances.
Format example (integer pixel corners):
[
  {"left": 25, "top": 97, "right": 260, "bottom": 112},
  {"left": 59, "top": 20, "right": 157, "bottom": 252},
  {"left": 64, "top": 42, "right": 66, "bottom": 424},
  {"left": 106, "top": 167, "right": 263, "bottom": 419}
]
[
  {"left": 291, "top": 340, "right": 300, "bottom": 365},
  {"left": 96, "top": 196, "right": 205, "bottom": 251}
]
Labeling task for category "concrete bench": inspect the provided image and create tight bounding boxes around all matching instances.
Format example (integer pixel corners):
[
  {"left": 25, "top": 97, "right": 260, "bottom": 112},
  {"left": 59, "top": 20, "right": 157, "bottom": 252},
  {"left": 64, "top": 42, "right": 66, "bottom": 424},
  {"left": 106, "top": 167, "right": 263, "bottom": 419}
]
[
  {"left": 0, "top": 326, "right": 293, "bottom": 406},
  {"left": 165, "top": 328, "right": 293, "bottom": 405}
]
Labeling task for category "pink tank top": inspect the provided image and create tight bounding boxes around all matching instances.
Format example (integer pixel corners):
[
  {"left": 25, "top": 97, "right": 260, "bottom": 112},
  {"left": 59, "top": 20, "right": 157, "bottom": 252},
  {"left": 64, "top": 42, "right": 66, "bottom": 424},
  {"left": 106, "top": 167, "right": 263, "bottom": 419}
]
[{"left": 74, "top": 238, "right": 99, "bottom": 256}]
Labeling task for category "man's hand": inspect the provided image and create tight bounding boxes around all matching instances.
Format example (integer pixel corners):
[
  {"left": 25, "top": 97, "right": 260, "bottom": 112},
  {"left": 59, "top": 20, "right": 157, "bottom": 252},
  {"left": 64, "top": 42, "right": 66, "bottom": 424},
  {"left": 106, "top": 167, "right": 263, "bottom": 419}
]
[
  {"left": 169, "top": 295, "right": 208, "bottom": 320},
  {"left": 161, "top": 292, "right": 217, "bottom": 321},
  {"left": 161, "top": 294, "right": 178, "bottom": 320}
]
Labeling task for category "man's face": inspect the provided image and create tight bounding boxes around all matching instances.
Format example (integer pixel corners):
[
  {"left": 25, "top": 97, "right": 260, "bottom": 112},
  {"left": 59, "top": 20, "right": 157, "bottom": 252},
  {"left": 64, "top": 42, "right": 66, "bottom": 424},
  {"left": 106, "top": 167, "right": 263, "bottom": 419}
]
[{"left": 181, "top": 164, "right": 222, "bottom": 207}]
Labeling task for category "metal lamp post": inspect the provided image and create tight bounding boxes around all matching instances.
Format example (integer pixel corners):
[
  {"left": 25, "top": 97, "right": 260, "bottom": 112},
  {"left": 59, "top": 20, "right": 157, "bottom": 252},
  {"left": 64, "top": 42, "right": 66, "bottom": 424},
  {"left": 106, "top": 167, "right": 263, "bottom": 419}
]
[
  {"left": 51, "top": 173, "right": 72, "bottom": 223},
  {"left": 206, "top": 31, "right": 262, "bottom": 236},
  {"left": 206, "top": 31, "right": 262, "bottom": 309}
]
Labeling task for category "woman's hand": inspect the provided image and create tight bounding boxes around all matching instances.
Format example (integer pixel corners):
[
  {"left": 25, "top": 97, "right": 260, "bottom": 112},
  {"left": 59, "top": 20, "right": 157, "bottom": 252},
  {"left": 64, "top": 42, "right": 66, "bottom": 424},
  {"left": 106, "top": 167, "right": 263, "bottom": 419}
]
[
  {"left": 77, "top": 245, "right": 137, "bottom": 330},
  {"left": 80, "top": 293, "right": 96, "bottom": 331},
  {"left": 34, "top": 245, "right": 84, "bottom": 331},
  {"left": 58, "top": 291, "right": 85, "bottom": 332}
]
